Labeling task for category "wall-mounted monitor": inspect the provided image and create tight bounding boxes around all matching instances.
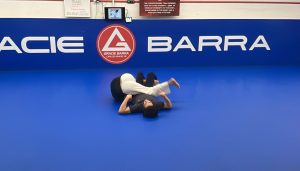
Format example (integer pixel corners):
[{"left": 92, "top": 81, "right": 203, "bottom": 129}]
[{"left": 105, "top": 7, "right": 125, "bottom": 20}]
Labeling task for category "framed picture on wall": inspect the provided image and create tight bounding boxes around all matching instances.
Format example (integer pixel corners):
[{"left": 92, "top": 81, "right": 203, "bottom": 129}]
[{"left": 64, "top": 0, "right": 91, "bottom": 18}]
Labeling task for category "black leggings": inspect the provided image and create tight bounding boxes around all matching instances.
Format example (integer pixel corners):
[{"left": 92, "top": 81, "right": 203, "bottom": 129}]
[
  {"left": 110, "top": 76, "right": 126, "bottom": 102},
  {"left": 136, "top": 72, "right": 158, "bottom": 87}
]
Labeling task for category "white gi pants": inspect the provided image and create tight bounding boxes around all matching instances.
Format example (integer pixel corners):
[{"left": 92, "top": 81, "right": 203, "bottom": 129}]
[{"left": 120, "top": 73, "right": 170, "bottom": 96}]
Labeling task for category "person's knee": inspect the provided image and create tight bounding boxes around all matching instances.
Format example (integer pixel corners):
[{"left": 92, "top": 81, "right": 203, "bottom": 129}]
[
  {"left": 136, "top": 72, "right": 145, "bottom": 79},
  {"left": 145, "top": 72, "right": 157, "bottom": 87},
  {"left": 147, "top": 72, "right": 157, "bottom": 80},
  {"left": 136, "top": 72, "right": 145, "bottom": 85}
]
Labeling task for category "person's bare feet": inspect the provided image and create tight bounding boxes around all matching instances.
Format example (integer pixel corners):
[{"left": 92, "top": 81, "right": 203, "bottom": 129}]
[{"left": 169, "top": 78, "right": 180, "bottom": 88}]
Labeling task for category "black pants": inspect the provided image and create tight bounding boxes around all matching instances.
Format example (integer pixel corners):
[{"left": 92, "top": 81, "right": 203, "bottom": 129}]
[
  {"left": 136, "top": 72, "right": 158, "bottom": 87},
  {"left": 110, "top": 76, "right": 126, "bottom": 102}
]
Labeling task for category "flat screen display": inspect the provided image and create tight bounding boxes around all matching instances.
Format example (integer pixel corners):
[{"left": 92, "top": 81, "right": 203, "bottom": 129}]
[{"left": 105, "top": 7, "right": 125, "bottom": 20}]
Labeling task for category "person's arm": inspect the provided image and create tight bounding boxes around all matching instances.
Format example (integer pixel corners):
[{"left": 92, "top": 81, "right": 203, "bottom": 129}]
[
  {"left": 118, "top": 95, "right": 132, "bottom": 114},
  {"left": 159, "top": 91, "right": 172, "bottom": 109}
]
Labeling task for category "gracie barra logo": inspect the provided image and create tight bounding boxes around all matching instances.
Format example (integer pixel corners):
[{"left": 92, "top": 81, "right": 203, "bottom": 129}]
[{"left": 96, "top": 24, "right": 136, "bottom": 64}]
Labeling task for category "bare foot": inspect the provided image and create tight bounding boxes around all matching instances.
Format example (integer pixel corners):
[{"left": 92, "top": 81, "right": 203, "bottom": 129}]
[{"left": 169, "top": 78, "right": 180, "bottom": 88}]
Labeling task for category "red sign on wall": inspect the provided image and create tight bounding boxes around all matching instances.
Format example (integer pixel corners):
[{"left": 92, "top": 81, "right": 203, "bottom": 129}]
[
  {"left": 96, "top": 24, "right": 136, "bottom": 64},
  {"left": 140, "top": 0, "right": 180, "bottom": 16}
]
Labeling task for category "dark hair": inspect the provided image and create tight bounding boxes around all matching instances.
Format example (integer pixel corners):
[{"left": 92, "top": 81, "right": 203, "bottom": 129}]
[{"left": 143, "top": 105, "right": 158, "bottom": 118}]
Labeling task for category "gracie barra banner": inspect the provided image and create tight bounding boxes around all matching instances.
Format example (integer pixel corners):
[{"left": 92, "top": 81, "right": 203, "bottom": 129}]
[{"left": 0, "top": 19, "right": 300, "bottom": 70}]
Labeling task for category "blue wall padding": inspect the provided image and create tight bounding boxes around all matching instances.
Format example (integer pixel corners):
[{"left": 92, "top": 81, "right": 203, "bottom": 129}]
[{"left": 0, "top": 19, "right": 300, "bottom": 70}]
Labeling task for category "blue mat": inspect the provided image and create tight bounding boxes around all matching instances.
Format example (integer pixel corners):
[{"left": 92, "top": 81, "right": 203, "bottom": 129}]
[{"left": 1, "top": 67, "right": 300, "bottom": 171}]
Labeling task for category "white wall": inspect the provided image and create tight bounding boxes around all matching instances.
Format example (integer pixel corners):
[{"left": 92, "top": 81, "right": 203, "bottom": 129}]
[{"left": 0, "top": 1, "right": 300, "bottom": 19}]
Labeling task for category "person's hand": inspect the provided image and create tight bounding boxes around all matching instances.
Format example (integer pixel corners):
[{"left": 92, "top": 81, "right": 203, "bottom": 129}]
[
  {"left": 159, "top": 89, "right": 166, "bottom": 97},
  {"left": 126, "top": 94, "right": 132, "bottom": 101}
]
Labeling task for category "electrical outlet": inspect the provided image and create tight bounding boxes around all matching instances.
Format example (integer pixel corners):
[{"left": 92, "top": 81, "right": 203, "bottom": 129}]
[{"left": 125, "top": 17, "right": 132, "bottom": 23}]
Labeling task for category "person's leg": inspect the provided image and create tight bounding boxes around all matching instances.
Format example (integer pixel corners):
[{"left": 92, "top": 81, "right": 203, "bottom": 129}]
[
  {"left": 121, "top": 73, "right": 180, "bottom": 96},
  {"left": 122, "top": 79, "right": 171, "bottom": 97},
  {"left": 135, "top": 72, "right": 145, "bottom": 85},
  {"left": 145, "top": 72, "right": 158, "bottom": 87}
]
